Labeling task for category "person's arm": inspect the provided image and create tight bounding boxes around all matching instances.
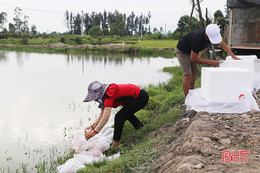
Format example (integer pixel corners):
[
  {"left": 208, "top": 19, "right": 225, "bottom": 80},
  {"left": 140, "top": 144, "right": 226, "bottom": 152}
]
[
  {"left": 94, "top": 107, "right": 112, "bottom": 132},
  {"left": 93, "top": 109, "right": 104, "bottom": 127},
  {"left": 190, "top": 51, "right": 219, "bottom": 66},
  {"left": 84, "top": 109, "right": 104, "bottom": 131},
  {"left": 218, "top": 41, "right": 241, "bottom": 60},
  {"left": 85, "top": 107, "right": 112, "bottom": 140}
]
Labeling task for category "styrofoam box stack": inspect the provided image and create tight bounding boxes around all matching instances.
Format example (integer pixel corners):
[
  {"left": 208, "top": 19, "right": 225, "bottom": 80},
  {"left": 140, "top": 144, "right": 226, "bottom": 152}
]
[
  {"left": 201, "top": 67, "right": 253, "bottom": 103},
  {"left": 220, "top": 56, "right": 260, "bottom": 88}
]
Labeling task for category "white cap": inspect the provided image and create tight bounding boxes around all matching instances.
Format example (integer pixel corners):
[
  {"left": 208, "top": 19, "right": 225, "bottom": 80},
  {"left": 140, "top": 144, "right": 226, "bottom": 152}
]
[{"left": 206, "top": 24, "right": 222, "bottom": 44}]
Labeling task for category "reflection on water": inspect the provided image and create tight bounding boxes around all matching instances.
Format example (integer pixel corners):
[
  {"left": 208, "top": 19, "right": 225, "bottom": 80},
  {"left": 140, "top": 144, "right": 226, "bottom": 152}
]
[{"left": 0, "top": 50, "right": 179, "bottom": 171}]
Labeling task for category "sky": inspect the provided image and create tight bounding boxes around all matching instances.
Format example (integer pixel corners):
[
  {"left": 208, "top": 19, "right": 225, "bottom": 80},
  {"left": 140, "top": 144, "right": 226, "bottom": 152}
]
[{"left": 1, "top": 0, "right": 228, "bottom": 33}]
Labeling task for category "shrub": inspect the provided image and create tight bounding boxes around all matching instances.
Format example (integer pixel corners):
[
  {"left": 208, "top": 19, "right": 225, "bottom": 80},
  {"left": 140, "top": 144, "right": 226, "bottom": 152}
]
[
  {"left": 21, "top": 37, "right": 29, "bottom": 45},
  {"left": 60, "top": 36, "right": 66, "bottom": 43},
  {"left": 83, "top": 35, "right": 92, "bottom": 41},
  {"left": 75, "top": 36, "right": 83, "bottom": 44}
]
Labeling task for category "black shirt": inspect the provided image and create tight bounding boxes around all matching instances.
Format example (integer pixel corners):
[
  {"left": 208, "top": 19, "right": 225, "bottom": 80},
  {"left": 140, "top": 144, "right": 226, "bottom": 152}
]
[{"left": 176, "top": 28, "right": 210, "bottom": 54}]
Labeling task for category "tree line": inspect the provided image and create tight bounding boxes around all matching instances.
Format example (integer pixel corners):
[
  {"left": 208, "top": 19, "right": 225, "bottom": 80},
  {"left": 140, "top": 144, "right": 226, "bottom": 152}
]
[
  {"left": 0, "top": 6, "right": 228, "bottom": 40},
  {"left": 64, "top": 10, "right": 152, "bottom": 37},
  {"left": 172, "top": 10, "right": 228, "bottom": 39},
  {"left": 0, "top": 7, "right": 37, "bottom": 35}
]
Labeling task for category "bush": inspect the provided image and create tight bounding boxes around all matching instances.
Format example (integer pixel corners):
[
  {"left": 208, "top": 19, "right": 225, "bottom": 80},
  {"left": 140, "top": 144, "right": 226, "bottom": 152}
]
[
  {"left": 75, "top": 36, "right": 83, "bottom": 44},
  {"left": 83, "top": 35, "right": 92, "bottom": 41},
  {"left": 60, "top": 36, "right": 66, "bottom": 43},
  {"left": 21, "top": 37, "right": 29, "bottom": 45},
  {"left": 144, "top": 97, "right": 161, "bottom": 111},
  {"left": 149, "top": 33, "right": 165, "bottom": 39},
  {"left": 88, "top": 26, "right": 101, "bottom": 38}
]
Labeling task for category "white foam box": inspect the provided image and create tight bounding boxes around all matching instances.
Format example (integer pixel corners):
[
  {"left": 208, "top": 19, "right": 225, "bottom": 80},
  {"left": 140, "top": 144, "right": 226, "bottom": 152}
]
[
  {"left": 221, "top": 59, "right": 260, "bottom": 73},
  {"left": 201, "top": 67, "right": 253, "bottom": 103},
  {"left": 226, "top": 55, "right": 257, "bottom": 61},
  {"left": 219, "top": 59, "right": 260, "bottom": 88}
]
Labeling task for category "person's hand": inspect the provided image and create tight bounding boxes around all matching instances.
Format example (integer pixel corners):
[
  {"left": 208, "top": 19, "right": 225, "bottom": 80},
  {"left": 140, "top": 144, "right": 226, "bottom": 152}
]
[
  {"left": 84, "top": 126, "right": 92, "bottom": 133},
  {"left": 208, "top": 60, "right": 219, "bottom": 67},
  {"left": 85, "top": 131, "right": 96, "bottom": 140},
  {"left": 232, "top": 56, "right": 241, "bottom": 60}
]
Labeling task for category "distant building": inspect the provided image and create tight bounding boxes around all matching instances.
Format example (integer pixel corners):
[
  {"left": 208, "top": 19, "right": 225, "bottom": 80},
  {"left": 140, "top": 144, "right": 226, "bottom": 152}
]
[{"left": 227, "top": 0, "right": 260, "bottom": 57}]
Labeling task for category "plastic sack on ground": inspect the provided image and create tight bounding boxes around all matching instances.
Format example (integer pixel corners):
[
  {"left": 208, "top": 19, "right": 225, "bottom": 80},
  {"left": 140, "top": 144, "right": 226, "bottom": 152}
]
[
  {"left": 71, "top": 129, "right": 100, "bottom": 153},
  {"left": 57, "top": 127, "right": 116, "bottom": 173},
  {"left": 185, "top": 88, "right": 259, "bottom": 114}
]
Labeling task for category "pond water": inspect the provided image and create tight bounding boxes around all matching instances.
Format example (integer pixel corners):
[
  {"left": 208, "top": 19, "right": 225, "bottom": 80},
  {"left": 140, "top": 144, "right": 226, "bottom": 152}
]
[{"left": 0, "top": 50, "right": 179, "bottom": 171}]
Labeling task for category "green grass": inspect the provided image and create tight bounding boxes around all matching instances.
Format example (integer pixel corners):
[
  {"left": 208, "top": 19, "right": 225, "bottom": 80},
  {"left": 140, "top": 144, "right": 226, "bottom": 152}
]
[
  {"left": 0, "top": 35, "right": 178, "bottom": 57},
  {"left": 135, "top": 40, "right": 178, "bottom": 48},
  {"left": 79, "top": 137, "right": 165, "bottom": 173}
]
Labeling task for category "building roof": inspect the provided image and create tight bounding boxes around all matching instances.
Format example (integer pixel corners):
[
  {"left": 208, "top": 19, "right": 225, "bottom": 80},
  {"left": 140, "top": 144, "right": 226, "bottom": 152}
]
[{"left": 227, "top": 0, "right": 260, "bottom": 8}]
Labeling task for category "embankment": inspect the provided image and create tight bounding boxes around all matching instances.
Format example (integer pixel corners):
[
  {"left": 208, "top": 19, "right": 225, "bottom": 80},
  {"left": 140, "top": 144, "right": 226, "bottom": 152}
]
[
  {"left": 0, "top": 43, "right": 175, "bottom": 57},
  {"left": 153, "top": 92, "right": 260, "bottom": 173}
]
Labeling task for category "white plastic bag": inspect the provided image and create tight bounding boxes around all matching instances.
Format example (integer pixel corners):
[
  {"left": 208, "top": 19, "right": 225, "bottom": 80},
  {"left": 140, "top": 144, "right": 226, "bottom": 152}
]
[
  {"left": 185, "top": 88, "right": 259, "bottom": 113},
  {"left": 71, "top": 129, "right": 101, "bottom": 153},
  {"left": 58, "top": 127, "right": 116, "bottom": 173}
]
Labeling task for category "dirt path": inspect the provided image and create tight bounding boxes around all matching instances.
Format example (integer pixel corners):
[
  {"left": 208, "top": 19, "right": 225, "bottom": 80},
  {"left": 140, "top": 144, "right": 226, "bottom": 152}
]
[
  {"left": 152, "top": 92, "right": 260, "bottom": 173},
  {"left": 0, "top": 43, "right": 175, "bottom": 52}
]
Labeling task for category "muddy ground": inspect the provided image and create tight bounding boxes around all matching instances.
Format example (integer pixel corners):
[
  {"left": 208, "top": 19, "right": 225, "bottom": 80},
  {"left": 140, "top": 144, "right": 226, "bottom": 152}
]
[{"left": 152, "top": 92, "right": 260, "bottom": 173}]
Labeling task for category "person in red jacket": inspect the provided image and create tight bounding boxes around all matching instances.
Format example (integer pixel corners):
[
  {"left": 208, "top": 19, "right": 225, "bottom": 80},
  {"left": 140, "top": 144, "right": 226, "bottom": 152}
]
[{"left": 83, "top": 81, "right": 149, "bottom": 147}]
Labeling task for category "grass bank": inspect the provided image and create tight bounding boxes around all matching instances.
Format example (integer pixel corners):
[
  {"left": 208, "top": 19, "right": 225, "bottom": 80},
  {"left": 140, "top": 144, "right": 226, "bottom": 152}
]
[
  {"left": 0, "top": 39, "right": 177, "bottom": 57},
  {"left": 136, "top": 40, "right": 178, "bottom": 48},
  {"left": 0, "top": 44, "right": 176, "bottom": 57}
]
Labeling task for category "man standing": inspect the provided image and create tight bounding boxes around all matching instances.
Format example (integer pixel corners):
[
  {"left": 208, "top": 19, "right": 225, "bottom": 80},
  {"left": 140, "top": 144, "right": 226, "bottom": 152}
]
[{"left": 176, "top": 24, "right": 240, "bottom": 97}]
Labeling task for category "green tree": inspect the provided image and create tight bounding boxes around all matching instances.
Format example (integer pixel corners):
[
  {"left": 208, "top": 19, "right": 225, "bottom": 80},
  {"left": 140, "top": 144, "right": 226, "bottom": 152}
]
[
  {"left": 21, "top": 15, "right": 29, "bottom": 33},
  {"left": 0, "top": 12, "right": 7, "bottom": 32},
  {"left": 88, "top": 25, "right": 101, "bottom": 37},
  {"left": 83, "top": 13, "right": 92, "bottom": 34},
  {"left": 145, "top": 12, "right": 152, "bottom": 34},
  {"left": 102, "top": 10, "right": 108, "bottom": 29},
  {"left": 214, "top": 10, "right": 228, "bottom": 34},
  {"left": 102, "top": 28, "right": 109, "bottom": 37},
  {"left": 31, "top": 24, "right": 37, "bottom": 35},
  {"left": 110, "top": 13, "right": 126, "bottom": 36},
  {"left": 153, "top": 28, "right": 158, "bottom": 34},
  {"left": 66, "top": 10, "right": 152, "bottom": 36},
  {"left": 64, "top": 10, "right": 70, "bottom": 32},
  {"left": 8, "top": 23, "right": 15, "bottom": 33},
  {"left": 13, "top": 7, "right": 29, "bottom": 34},
  {"left": 172, "top": 15, "right": 200, "bottom": 39},
  {"left": 73, "top": 14, "right": 82, "bottom": 35},
  {"left": 13, "top": 7, "right": 23, "bottom": 34},
  {"left": 70, "top": 12, "right": 73, "bottom": 34}
]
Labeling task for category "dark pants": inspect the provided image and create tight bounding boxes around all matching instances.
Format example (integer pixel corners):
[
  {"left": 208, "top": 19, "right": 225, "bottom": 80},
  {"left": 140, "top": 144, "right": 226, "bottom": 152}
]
[{"left": 113, "top": 89, "right": 149, "bottom": 141}]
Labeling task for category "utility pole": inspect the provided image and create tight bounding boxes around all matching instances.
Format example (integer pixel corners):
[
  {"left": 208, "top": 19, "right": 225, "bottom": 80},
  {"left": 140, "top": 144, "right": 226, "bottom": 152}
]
[
  {"left": 140, "top": 13, "right": 143, "bottom": 39},
  {"left": 228, "top": 9, "right": 233, "bottom": 47},
  {"left": 81, "top": 11, "right": 84, "bottom": 38}
]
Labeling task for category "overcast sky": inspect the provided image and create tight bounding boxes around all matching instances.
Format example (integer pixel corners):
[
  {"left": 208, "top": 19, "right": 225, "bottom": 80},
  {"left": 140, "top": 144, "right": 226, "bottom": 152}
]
[{"left": 1, "top": 0, "right": 227, "bottom": 33}]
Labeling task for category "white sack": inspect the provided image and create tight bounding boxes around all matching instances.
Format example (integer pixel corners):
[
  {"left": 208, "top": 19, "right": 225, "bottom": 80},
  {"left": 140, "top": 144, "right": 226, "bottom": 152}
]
[
  {"left": 57, "top": 127, "right": 117, "bottom": 173},
  {"left": 185, "top": 88, "right": 259, "bottom": 114}
]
